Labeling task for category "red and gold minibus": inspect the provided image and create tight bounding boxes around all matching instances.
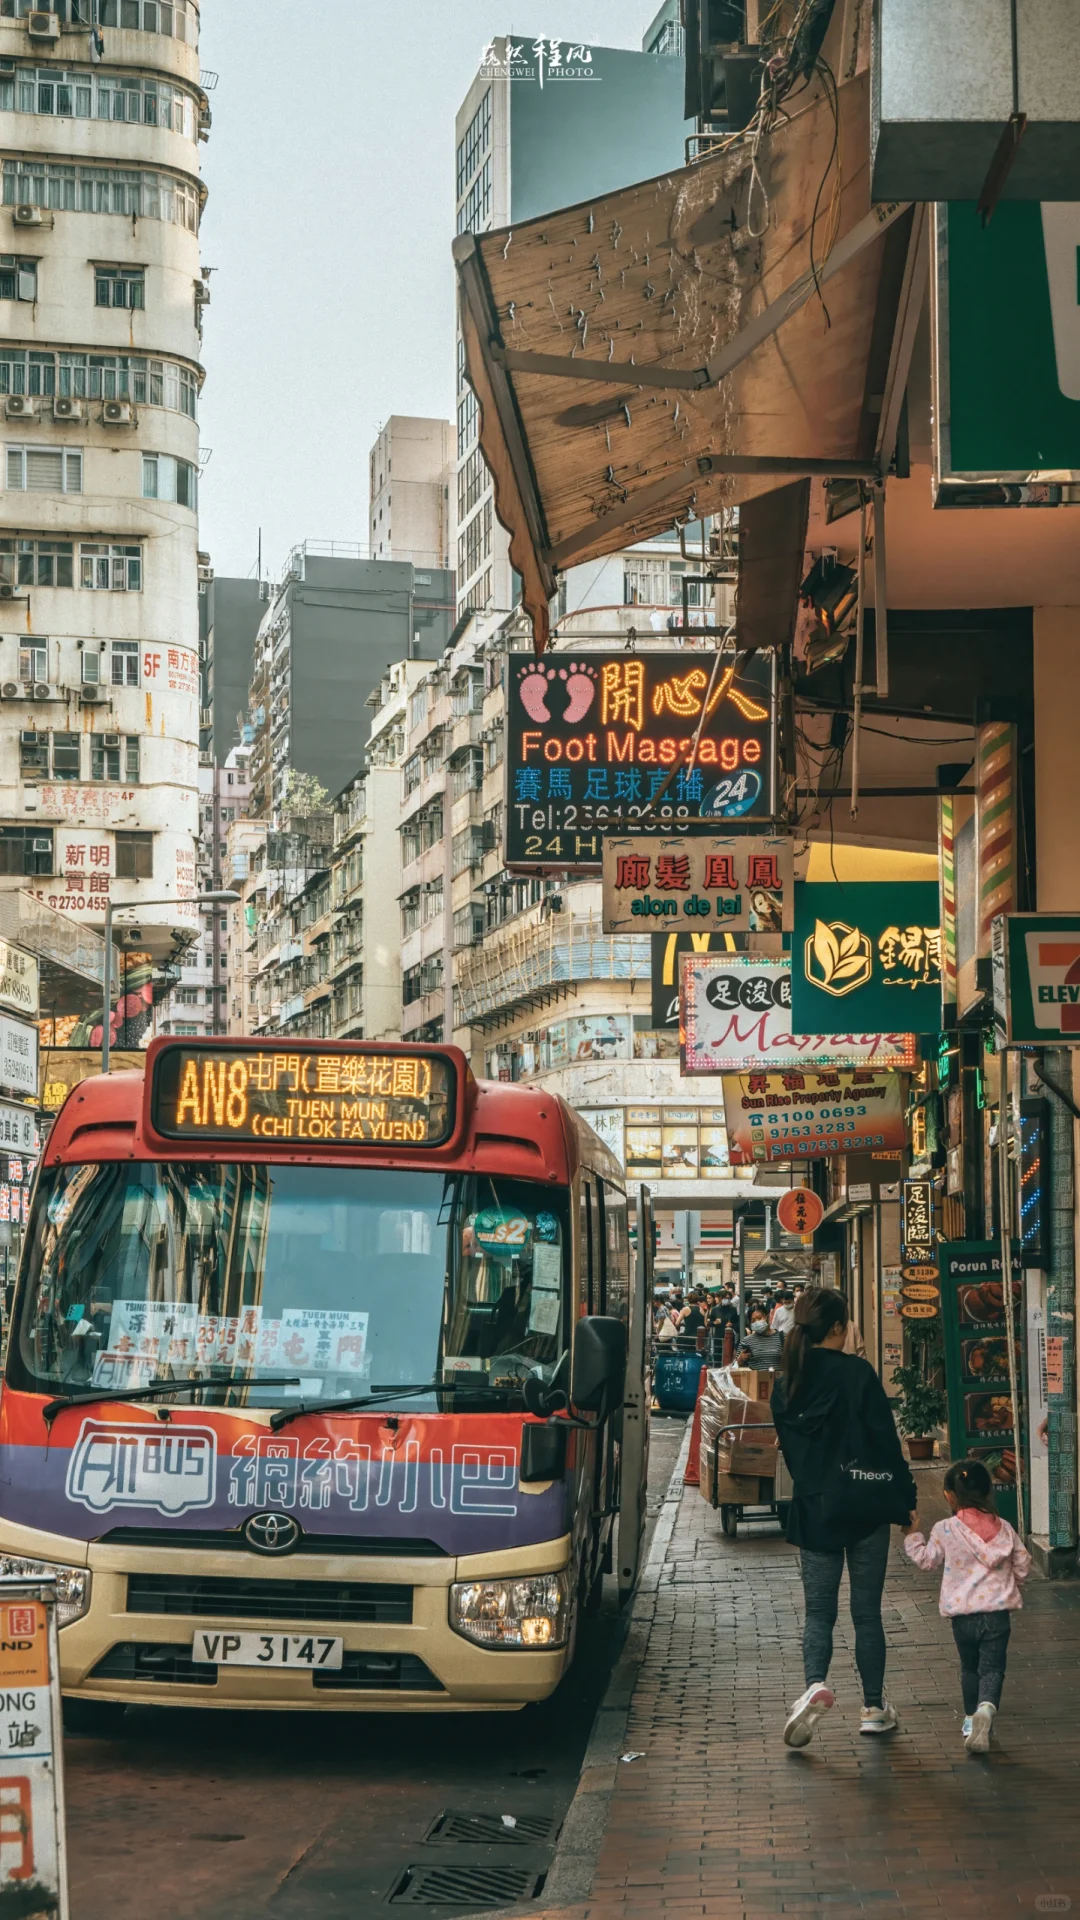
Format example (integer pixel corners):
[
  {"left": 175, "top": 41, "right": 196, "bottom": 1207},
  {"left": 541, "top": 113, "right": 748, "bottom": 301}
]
[{"left": 0, "top": 1039, "right": 650, "bottom": 1726}]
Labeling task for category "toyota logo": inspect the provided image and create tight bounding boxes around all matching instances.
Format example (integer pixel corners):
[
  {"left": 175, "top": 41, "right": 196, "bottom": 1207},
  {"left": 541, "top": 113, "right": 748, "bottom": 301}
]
[{"left": 243, "top": 1512, "right": 301, "bottom": 1555}]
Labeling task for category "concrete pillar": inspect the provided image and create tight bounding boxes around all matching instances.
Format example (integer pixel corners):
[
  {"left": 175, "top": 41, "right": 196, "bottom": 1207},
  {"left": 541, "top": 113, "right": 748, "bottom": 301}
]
[{"left": 1033, "top": 608, "right": 1080, "bottom": 1548}]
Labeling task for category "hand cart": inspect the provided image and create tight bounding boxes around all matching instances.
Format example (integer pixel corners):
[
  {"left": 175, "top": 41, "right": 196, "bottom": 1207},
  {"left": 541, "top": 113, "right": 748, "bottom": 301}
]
[{"left": 705, "top": 1419, "right": 794, "bottom": 1536}]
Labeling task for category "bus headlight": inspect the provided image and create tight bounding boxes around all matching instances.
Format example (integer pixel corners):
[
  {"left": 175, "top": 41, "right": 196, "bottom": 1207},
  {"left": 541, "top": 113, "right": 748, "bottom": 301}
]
[
  {"left": 449, "top": 1571, "right": 570, "bottom": 1649},
  {"left": 0, "top": 1556, "right": 91, "bottom": 1628}
]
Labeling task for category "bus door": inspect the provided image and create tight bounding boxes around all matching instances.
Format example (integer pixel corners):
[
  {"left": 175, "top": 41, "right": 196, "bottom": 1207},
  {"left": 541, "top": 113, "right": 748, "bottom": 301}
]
[
  {"left": 578, "top": 1173, "right": 608, "bottom": 1537},
  {"left": 618, "top": 1184, "right": 652, "bottom": 1603}
]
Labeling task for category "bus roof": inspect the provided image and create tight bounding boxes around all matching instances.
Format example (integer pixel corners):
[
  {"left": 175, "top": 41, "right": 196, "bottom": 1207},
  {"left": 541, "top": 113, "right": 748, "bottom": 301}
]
[{"left": 43, "top": 1056, "right": 625, "bottom": 1191}]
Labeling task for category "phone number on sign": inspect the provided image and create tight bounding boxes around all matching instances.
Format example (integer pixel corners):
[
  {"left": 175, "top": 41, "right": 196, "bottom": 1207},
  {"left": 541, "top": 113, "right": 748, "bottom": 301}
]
[{"left": 760, "top": 1134, "right": 889, "bottom": 1157}]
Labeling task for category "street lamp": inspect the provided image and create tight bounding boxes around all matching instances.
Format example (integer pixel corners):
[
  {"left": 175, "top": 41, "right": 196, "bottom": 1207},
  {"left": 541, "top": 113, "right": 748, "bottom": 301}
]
[{"left": 101, "top": 890, "right": 241, "bottom": 1072}]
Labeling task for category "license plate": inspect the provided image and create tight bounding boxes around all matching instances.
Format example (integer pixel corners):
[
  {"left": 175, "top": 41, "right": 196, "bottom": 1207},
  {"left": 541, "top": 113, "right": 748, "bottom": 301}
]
[{"left": 191, "top": 1631, "right": 343, "bottom": 1669}]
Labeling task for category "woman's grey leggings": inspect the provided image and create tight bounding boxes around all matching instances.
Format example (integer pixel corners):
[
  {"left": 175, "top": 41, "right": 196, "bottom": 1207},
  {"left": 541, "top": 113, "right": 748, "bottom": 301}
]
[{"left": 799, "top": 1523, "right": 891, "bottom": 1708}]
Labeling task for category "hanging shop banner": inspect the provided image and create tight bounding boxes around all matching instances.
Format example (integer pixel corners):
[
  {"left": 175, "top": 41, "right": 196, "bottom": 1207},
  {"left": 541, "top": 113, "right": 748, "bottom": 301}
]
[
  {"left": 0, "top": 1014, "right": 37, "bottom": 1101},
  {"left": 0, "top": 1577, "right": 70, "bottom": 1917},
  {"left": 680, "top": 955, "right": 917, "bottom": 1073},
  {"left": 603, "top": 835, "right": 792, "bottom": 934},
  {"left": 775, "top": 1187, "right": 825, "bottom": 1235},
  {"left": 991, "top": 912, "right": 1080, "bottom": 1045},
  {"left": 901, "top": 1179, "right": 935, "bottom": 1257},
  {"left": 505, "top": 650, "right": 775, "bottom": 869},
  {"left": 0, "top": 942, "right": 38, "bottom": 1021},
  {"left": 939, "top": 1241, "right": 1023, "bottom": 1527},
  {"left": 723, "top": 1070, "right": 907, "bottom": 1165},
  {"left": 0, "top": 1098, "right": 35, "bottom": 1154},
  {"left": 791, "top": 883, "right": 943, "bottom": 1036}
]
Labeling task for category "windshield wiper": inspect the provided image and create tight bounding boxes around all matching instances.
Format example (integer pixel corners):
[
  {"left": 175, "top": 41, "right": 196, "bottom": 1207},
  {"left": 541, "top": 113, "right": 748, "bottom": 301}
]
[
  {"left": 270, "top": 1378, "right": 512, "bottom": 1432},
  {"left": 42, "top": 1374, "right": 303, "bottom": 1427}
]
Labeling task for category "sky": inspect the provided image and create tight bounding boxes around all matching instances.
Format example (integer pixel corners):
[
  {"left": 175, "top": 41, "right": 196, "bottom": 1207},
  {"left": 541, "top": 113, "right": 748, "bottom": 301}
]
[{"left": 197, "top": 0, "right": 663, "bottom": 582}]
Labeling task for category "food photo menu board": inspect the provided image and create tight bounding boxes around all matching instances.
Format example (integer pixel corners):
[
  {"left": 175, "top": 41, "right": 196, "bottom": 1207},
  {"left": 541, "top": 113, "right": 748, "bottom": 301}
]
[{"left": 939, "top": 1241, "right": 1024, "bottom": 1526}]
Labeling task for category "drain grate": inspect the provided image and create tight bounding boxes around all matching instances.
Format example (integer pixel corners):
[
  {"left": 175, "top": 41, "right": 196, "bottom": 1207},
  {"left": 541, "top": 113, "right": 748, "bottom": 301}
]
[
  {"left": 388, "top": 1863, "right": 544, "bottom": 1906},
  {"left": 425, "top": 1810, "right": 556, "bottom": 1848}
]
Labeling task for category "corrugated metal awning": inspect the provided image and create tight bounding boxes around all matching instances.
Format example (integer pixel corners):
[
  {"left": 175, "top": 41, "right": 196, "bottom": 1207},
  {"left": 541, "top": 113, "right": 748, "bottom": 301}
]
[{"left": 455, "top": 68, "right": 912, "bottom": 651}]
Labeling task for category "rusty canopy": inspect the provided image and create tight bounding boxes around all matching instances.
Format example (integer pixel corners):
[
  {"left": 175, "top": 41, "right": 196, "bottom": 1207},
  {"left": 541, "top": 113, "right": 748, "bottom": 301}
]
[{"left": 455, "top": 70, "right": 910, "bottom": 653}]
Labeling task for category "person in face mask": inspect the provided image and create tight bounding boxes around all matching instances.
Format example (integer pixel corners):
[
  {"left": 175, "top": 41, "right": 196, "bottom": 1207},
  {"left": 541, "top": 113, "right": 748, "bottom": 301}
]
[{"left": 737, "top": 1306, "right": 784, "bottom": 1369}]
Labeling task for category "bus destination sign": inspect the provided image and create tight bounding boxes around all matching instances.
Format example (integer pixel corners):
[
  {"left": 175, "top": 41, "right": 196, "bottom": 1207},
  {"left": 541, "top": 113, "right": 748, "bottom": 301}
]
[
  {"left": 150, "top": 1045, "right": 456, "bottom": 1147},
  {"left": 506, "top": 650, "right": 776, "bottom": 870}
]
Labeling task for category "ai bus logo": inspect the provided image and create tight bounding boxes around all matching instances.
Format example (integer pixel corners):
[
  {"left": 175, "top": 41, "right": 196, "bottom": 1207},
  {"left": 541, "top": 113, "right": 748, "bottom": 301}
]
[
  {"left": 1027, "top": 934, "right": 1080, "bottom": 1033},
  {"left": 66, "top": 1421, "right": 217, "bottom": 1515}
]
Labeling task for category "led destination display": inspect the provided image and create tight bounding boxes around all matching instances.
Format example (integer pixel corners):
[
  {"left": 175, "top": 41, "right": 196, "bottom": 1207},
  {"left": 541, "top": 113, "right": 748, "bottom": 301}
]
[{"left": 150, "top": 1045, "right": 456, "bottom": 1147}]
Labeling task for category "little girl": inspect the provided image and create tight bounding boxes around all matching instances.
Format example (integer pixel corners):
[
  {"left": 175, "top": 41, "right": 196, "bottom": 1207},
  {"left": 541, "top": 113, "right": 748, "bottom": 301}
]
[{"left": 904, "top": 1459, "right": 1030, "bottom": 1753}]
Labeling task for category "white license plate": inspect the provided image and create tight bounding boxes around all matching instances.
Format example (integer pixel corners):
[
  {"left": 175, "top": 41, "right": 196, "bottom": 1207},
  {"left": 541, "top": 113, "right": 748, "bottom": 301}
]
[{"left": 191, "top": 1631, "right": 343, "bottom": 1669}]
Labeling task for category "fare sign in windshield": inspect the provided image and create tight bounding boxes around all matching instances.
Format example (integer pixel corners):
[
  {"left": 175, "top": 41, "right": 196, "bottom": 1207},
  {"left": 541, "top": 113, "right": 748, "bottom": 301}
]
[{"left": 150, "top": 1044, "right": 456, "bottom": 1147}]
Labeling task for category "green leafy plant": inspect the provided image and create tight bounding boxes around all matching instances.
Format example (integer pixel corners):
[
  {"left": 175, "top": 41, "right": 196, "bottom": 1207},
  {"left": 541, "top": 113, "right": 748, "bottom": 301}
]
[{"left": 889, "top": 1364, "right": 948, "bottom": 1439}]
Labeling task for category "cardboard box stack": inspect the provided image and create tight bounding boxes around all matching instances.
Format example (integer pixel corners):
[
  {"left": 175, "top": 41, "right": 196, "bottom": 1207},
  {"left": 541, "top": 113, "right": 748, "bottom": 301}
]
[{"left": 699, "top": 1365, "right": 778, "bottom": 1505}]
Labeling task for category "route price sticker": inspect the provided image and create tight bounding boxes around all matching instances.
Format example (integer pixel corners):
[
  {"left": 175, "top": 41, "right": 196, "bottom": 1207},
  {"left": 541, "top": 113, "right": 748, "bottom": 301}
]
[
  {"left": 150, "top": 1043, "right": 456, "bottom": 1147},
  {"left": 192, "top": 1632, "right": 343, "bottom": 1669}
]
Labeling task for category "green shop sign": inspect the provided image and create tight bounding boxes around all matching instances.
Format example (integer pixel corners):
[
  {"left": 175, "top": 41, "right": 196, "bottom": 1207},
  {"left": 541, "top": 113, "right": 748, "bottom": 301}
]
[
  {"left": 791, "top": 883, "right": 942, "bottom": 1036},
  {"left": 936, "top": 202, "right": 1080, "bottom": 478},
  {"left": 992, "top": 912, "right": 1080, "bottom": 1045}
]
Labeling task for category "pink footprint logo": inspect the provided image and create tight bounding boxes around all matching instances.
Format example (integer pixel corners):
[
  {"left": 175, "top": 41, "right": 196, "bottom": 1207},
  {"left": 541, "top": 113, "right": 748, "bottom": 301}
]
[
  {"left": 519, "top": 663, "right": 556, "bottom": 722},
  {"left": 558, "top": 662, "right": 597, "bottom": 722}
]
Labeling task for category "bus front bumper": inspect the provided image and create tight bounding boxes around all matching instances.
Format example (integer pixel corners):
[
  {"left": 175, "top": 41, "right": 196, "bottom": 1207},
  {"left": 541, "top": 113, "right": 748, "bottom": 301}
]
[{"left": 0, "top": 1523, "right": 575, "bottom": 1713}]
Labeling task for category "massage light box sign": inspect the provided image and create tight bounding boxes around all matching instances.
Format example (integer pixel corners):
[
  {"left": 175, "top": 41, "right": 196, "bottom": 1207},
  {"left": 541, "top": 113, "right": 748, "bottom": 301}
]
[
  {"left": 680, "top": 955, "right": 916, "bottom": 1072},
  {"left": 505, "top": 651, "right": 775, "bottom": 869}
]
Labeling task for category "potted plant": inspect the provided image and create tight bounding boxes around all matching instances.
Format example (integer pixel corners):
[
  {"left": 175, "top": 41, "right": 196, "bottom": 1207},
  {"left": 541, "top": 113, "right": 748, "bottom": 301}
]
[{"left": 890, "top": 1365, "right": 948, "bottom": 1461}]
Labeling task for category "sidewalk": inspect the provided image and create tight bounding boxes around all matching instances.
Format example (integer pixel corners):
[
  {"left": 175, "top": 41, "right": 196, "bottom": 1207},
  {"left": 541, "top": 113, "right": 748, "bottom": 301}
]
[{"left": 524, "top": 1465, "right": 1080, "bottom": 1920}]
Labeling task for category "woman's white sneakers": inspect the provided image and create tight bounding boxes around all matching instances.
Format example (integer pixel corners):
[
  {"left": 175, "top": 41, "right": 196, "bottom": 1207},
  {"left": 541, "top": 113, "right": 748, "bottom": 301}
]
[
  {"left": 783, "top": 1683, "right": 835, "bottom": 1748},
  {"left": 961, "top": 1716, "right": 973, "bottom": 1741},
  {"left": 965, "top": 1702, "right": 996, "bottom": 1754},
  {"left": 860, "top": 1701, "right": 898, "bottom": 1735}
]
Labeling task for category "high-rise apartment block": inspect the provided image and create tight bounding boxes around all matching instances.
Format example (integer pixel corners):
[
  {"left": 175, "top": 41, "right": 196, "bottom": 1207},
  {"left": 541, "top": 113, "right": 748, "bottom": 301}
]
[
  {"left": 369, "top": 416, "right": 453, "bottom": 568},
  {"left": 0, "top": 0, "right": 208, "bottom": 974}
]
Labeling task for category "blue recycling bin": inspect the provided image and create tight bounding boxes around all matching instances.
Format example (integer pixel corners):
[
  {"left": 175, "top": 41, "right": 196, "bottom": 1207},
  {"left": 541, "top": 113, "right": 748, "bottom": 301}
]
[{"left": 653, "top": 1347, "right": 704, "bottom": 1412}]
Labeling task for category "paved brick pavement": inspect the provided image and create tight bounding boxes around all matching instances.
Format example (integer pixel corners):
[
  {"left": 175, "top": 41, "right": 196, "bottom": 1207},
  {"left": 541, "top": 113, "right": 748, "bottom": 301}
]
[{"left": 525, "top": 1469, "right": 1080, "bottom": 1920}]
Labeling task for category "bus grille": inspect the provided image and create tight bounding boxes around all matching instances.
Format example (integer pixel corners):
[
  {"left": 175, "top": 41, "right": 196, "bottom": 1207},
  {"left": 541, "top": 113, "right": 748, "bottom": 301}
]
[
  {"left": 90, "top": 1643, "right": 216, "bottom": 1687},
  {"left": 313, "top": 1652, "right": 443, "bottom": 1692},
  {"left": 126, "top": 1574, "right": 413, "bottom": 1624}
]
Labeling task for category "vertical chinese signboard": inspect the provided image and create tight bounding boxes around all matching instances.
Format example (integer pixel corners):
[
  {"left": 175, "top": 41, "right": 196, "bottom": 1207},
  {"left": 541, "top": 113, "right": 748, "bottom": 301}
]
[
  {"left": 0, "top": 1578, "right": 69, "bottom": 1917},
  {"left": 505, "top": 651, "right": 775, "bottom": 868},
  {"left": 939, "top": 1242, "right": 1022, "bottom": 1527}
]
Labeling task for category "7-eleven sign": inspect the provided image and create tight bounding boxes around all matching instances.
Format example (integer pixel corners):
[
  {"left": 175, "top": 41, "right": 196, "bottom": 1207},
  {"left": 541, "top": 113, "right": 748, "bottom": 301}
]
[{"left": 994, "top": 915, "right": 1080, "bottom": 1044}]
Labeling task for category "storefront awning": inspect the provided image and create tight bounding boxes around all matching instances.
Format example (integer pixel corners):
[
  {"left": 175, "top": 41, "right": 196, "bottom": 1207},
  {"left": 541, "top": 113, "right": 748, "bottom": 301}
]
[{"left": 455, "top": 70, "right": 913, "bottom": 651}]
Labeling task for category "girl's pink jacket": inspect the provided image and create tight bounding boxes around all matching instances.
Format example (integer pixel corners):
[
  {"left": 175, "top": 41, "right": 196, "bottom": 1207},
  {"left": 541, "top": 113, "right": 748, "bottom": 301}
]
[{"left": 904, "top": 1514, "right": 1032, "bottom": 1615}]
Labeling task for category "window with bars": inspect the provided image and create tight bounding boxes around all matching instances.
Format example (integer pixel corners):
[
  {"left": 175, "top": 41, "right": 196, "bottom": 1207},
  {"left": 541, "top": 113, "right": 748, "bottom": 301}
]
[
  {"left": 0, "top": 825, "right": 51, "bottom": 875},
  {"left": 456, "top": 388, "right": 477, "bottom": 459},
  {"left": 451, "top": 826, "right": 484, "bottom": 876},
  {"left": 80, "top": 544, "right": 141, "bottom": 591},
  {"left": 453, "top": 903, "right": 486, "bottom": 949},
  {"left": 115, "top": 829, "right": 152, "bottom": 878},
  {"left": 53, "top": 732, "right": 80, "bottom": 779},
  {"left": 91, "top": 734, "right": 139, "bottom": 782},
  {"left": 403, "top": 753, "right": 421, "bottom": 797},
  {"left": 0, "top": 539, "right": 74, "bottom": 588},
  {"left": 95, "top": 265, "right": 145, "bottom": 310},
  {"left": 0, "top": 256, "right": 35, "bottom": 302},
  {"left": 455, "top": 89, "right": 490, "bottom": 199},
  {"left": 142, "top": 452, "right": 197, "bottom": 508},
  {"left": 452, "top": 748, "right": 483, "bottom": 800},
  {"left": 400, "top": 890, "right": 420, "bottom": 938},
  {"left": 457, "top": 445, "right": 486, "bottom": 524},
  {"left": 7, "top": 446, "right": 82, "bottom": 493},
  {"left": 2, "top": 2, "right": 199, "bottom": 43},
  {"left": 1, "top": 160, "right": 200, "bottom": 232},
  {"left": 18, "top": 645, "right": 47, "bottom": 683},
  {"left": 0, "top": 349, "right": 197, "bottom": 418}
]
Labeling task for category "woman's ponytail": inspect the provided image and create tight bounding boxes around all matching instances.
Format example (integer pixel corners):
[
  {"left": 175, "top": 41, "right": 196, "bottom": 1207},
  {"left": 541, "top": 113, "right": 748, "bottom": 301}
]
[{"left": 780, "top": 1286, "right": 849, "bottom": 1401}]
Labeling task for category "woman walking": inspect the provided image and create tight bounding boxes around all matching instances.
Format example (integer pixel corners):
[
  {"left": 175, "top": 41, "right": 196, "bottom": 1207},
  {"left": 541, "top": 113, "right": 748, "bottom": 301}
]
[{"left": 771, "top": 1287, "right": 916, "bottom": 1749}]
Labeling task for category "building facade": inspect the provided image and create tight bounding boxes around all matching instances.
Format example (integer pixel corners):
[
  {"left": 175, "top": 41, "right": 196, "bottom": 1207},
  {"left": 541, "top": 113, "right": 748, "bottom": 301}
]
[
  {"left": 0, "top": 0, "right": 207, "bottom": 978},
  {"left": 369, "top": 416, "right": 453, "bottom": 568}
]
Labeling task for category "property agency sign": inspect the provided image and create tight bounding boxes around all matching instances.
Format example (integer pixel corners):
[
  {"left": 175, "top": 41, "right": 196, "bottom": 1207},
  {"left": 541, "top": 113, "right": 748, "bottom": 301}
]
[
  {"left": 791, "top": 883, "right": 942, "bottom": 1036},
  {"left": 992, "top": 912, "right": 1080, "bottom": 1044},
  {"left": 602, "top": 834, "right": 793, "bottom": 934},
  {"left": 680, "top": 955, "right": 917, "bottom": 1072},
  {"left": 723, "top": 1070, "right": 906, "bottom": 1165},
  {"left": 505, "top": 651, "right": 775, "bottom": 868}
]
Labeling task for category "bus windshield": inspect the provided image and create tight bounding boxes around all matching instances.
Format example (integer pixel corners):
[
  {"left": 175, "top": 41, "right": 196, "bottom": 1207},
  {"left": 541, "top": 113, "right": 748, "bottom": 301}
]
[{"left": 10, "top": 1162, "right": 570, "bottom": 1411}]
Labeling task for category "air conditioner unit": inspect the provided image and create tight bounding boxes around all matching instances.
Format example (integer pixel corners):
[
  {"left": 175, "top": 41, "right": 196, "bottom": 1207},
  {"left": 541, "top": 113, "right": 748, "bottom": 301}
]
[
  {"left": 197, "top": 565, "right": 213, "bottom": 583},
  {"left": 0, "top": 59, "right": 15, "bottom": 75},
  {"left": 31, "top": 683, "right": 52, "bottom": 701},
  {"left": 31, "top": 838, "right": 51, "bottom": 854},
  {"left": 5, "top": 395, "right": 34, "bottom": 420},
  {"left": 1, "top": 683, "right": 19, "bottom": 699},
  {"left": 79, "top": 686, "right": 108, "bottom": 703},
  {"left": 27, "top": 11, "right": 60, "bottom": 40},
  {"left": 12, "top": 205, "right": 43, "bottom": 228},
  {"left": 102, "top": 400, "right": 133, "bottom": 426},
  {"left": 19, "top": 731, "right": 39, "bottom": 747},
  {"left": 0, "top": 586, "right": 16, "bottom": 603},
  {"left": 52, "top": 396, "right": 82, "bottom": 422},
  {"left": 103, "top": 732, "right": 121, "bottom": 748}
]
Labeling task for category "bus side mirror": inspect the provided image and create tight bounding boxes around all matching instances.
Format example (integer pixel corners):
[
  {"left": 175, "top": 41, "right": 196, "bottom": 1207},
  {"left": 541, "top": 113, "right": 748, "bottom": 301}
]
[{"left": 571, "top": 1315, "right": 626, "bottom": 1413}]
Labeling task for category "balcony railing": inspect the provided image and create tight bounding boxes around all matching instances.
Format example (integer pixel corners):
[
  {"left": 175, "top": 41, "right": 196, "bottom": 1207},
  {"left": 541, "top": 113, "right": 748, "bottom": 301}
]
[{"left": 454, "top": 911, "right": 650, "bottom": 1029}]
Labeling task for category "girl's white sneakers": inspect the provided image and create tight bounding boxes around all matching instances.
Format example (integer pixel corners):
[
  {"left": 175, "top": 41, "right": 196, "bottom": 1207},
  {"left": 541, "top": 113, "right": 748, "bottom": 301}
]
[{"left": 783, "top": 1682, "right": 835, "bottom": 1748}]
